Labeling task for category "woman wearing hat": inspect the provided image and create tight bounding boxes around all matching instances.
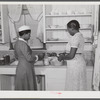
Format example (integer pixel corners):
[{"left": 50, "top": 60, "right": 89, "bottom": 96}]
[{"left": 14, "top": 25, "right": 44, "bottom": 90}]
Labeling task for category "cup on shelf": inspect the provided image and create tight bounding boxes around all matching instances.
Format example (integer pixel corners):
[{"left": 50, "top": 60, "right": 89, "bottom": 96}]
[
  {"left": 80, "top": 24, "right": 91, "bottom": 28},
  {"left": 61, "top": 11, "right": 67, "bottom": 15},
  {"left": 49, "top": 11, "right": 54, "bottom": 15},
  {"left": 67, "top": 10, "right": 75, "bottom": 15}
]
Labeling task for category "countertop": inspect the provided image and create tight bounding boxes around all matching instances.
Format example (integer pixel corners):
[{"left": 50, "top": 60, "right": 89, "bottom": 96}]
[{"left": 0, "top": 60, "right": 93, "bottom": 75}]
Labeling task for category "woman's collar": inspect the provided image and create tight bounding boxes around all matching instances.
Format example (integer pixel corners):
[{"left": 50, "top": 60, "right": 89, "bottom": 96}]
[{"left": 18, "top": 38, "right": 28, "bottom": 44}]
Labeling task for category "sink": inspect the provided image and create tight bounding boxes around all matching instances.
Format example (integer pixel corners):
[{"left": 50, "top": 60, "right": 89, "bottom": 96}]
[{"left": 10, "top": 60, "right": 44, "bottom": 66}]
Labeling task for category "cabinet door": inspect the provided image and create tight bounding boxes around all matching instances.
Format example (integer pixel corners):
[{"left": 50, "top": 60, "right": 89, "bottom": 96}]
[
  {"left": 46, "top": 68, "right": 66, "bottom": 91},
  {"left": 0, "top": 5, "right": 9, "bottom": 43}
]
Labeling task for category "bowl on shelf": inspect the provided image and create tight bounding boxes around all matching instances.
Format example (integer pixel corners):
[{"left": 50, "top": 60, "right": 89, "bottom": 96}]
[
  {"left": 48, "top": 25, "right": 55, "bottom": 29},
  {"left": 67, "top": 10, "right": 75, "bottom": 15},
  {"left": 80, "top": 24, "right": 91, "bottom": 28},
  {"left": 49, "top": 11, "right": 59, "bottom": 15},
  {"left": 48, "top": 25, "right": 61, "bottom": 29},
  {"left": 47, "top": 38, "right": 59, "bottom": 41}
]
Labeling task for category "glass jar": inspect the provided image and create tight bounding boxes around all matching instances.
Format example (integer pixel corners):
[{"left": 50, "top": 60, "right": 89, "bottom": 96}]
[
  {"left": 3, "top": 54, "right": 10, "bottom": 65},
  {"left": 43, "top": 53, "right": 49, "bottom": 66}
]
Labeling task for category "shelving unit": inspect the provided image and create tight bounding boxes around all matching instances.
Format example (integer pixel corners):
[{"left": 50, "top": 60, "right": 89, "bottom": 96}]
[
  {"left": 45, "top": 14, "right": 92, "bottom": 17},
  {"left": 43, "top": 5, "right": 95, "bottom": 50},
  {"left": 46, "top": 28, "right": 92, "bottom": 30},
  {"left": 46, "top": 41, "right": 68, "bottom": 43}
]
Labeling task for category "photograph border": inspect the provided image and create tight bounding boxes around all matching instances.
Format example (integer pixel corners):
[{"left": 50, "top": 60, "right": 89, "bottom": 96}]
[{"left": 0, "top": 0, "right": 99, "bottom": 99}]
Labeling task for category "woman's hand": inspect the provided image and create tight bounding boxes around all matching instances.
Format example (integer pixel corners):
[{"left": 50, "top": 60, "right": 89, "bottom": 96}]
[
  {"left": 57, "top": 53, "right": 65, "bottom": 62},
  {"left": 38, "top": 53, "right": 45, "bottom": 61}
]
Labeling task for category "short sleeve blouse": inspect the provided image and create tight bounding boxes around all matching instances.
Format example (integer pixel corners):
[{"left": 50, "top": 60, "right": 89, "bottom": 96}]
[
  {"left": 70, "top": 33, "right": 80, "bottom": 48},
  {"left": 65, "top": 32, "right": 84, "bottom": 53}
]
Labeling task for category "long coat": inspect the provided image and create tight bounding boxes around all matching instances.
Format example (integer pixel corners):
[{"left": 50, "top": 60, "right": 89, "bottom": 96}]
[{"left": 14, "top": 39, "right": 37, "bottom": 90}]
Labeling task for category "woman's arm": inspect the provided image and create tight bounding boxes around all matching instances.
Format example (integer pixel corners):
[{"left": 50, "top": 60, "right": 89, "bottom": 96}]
[
  {"left": 64, "top": 47, "right": 77, "bottom": 60},
  {"left": 58, "top": 47, "right": 77, "bottom": 61}
]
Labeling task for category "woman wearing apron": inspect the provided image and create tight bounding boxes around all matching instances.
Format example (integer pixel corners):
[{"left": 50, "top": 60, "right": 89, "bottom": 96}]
[
  {"left": 14, "top": 25, "right": 44, "bottom": 90},
  {"left": 58, "top": 20, "right": 87, "bottom": 91}
]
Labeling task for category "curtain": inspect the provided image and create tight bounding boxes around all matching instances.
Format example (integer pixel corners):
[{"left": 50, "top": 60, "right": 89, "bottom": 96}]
[
  {"left": 27, "top": 5, "right": 43, "bottom": 21},
  {"left": 27, "top": 5, "right": 44, "bottom": 43},
  {"left": 8, "top": 5, "right": 22, "bottom": 42},
  {"left": 36, "top": 15, "right": 43, "bottom": 43}
]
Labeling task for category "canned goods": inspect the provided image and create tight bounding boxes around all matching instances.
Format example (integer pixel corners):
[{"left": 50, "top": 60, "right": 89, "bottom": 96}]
[
  {"left": 6, "top": 54, "right": 10, "bottom": 64},
  {"left": 43, "top": 53, "right": 49, "bottom": 66},
  {"left": 3, "top": 54, "right": 10, "bottom": 65},
  {"left": 44, "top": 58, "right": 49, "bottom": 66}
]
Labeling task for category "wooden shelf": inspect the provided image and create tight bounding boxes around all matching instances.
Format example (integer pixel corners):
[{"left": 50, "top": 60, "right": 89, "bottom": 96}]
[
  {"left": 46, "top": 28, "right": 91, "bottom": 30},
  {"left": 45, "top": 14, "right": 92, "bottom": 17},
  {"left": 46, "top": 40, "right": 92, "bottom": 43},
  {"left": 46, "top": 41, "right": 68, "bottom": 43},
  {"left": 44, "top": 5, "right": 94, "bottom": 46}
]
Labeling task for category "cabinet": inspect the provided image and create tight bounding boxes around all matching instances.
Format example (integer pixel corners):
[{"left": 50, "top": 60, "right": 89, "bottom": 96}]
[
  {"left": 45, "top": 66, "right": 93, "bottom": 91},
  {"left": 0, "top": 65, "right": 93, "bottom": 91},
  {"left": 43, "top": 5, "right": 95, "bottom": 51},
  {"left": 0, "top": 5, "right": 9, "bottom": 43},
  {"left": 46, "top": 67, "right": 66, "bottom": 91}
]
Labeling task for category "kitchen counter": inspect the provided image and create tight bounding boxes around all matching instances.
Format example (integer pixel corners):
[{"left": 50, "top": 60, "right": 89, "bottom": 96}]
[
  {"left": 0, "top": 65, "right": 66, "bottom": 75},
  {"left": 0, "top": 64, "right": 93, "bottom": 75},
  {"left": 0, "top": 63, "right": 94, "bottom": 91}
]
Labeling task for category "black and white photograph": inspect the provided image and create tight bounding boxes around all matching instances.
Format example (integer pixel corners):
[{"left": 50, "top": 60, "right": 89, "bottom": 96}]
[{"left": 0, "top": 1, "right": 100, "bottom": 98}]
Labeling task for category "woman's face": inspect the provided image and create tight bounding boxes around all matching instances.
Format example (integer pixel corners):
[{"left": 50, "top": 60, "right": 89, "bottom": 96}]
[
  {"left": 67, "top": 26, "right": 74, "bottom": 36},
  {"left": 24, "top": 32, "right": 31, "bottom": 40}
]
